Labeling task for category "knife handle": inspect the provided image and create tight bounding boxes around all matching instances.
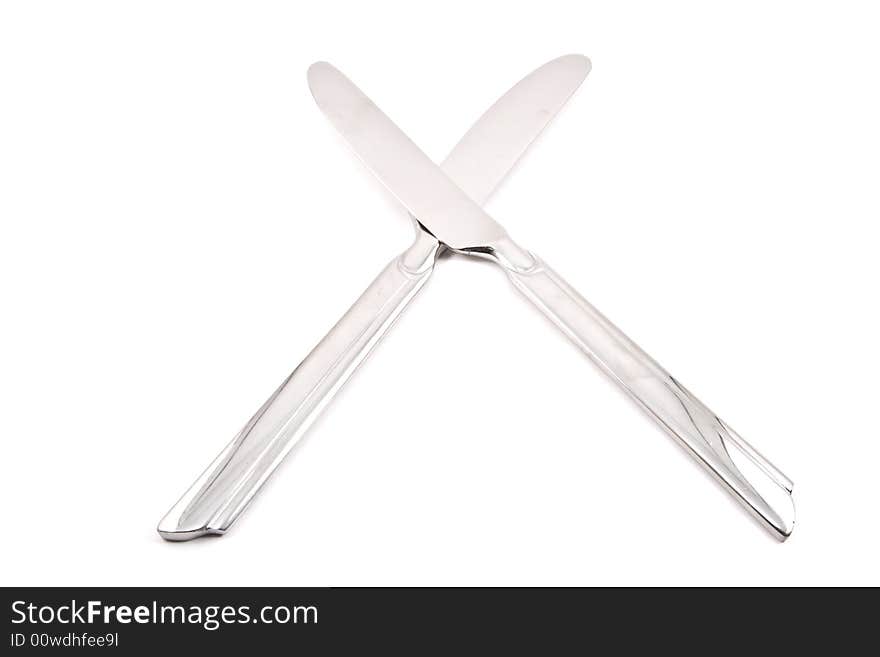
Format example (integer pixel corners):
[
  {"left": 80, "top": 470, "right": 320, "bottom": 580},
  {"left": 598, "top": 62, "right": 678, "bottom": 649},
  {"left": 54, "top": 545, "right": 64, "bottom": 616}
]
[
  {"left": 499, "top": 250, "right": 795, "bottom": 539},
  {"left": 158, "top": 231, "right": 440, "bottom": 540}
]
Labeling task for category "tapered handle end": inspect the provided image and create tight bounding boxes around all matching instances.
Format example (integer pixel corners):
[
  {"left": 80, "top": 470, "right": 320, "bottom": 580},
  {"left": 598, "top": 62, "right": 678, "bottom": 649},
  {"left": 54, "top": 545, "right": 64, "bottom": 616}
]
[
  {"left": 771, "top": 493, "right": 796, "bottom": 542},
  {"left": 157, "top": 517, "right": 225, "bottom": 542},
  {"left": 721, "top": 426, "right": 795, "bottom": 541},
  {"left": 750, "top": 484, "right": 795, "bottom": 542},
  {"left": 501, "top": 251, "right": 797, "bottom": 541},
  {"left": 157, "top": 432, "right": 244, "bottom": 542}
]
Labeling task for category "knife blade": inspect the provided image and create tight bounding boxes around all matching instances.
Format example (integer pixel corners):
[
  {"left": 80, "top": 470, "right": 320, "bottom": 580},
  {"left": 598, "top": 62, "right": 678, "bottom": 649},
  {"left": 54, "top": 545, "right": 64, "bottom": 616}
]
[
  {"left": 158, "top": 55, "right": 591, "bottom": 540},
  {"left": 306, "top": 61, "right": 796, "bottom": 540},
  {"left": 309, "top": 61, "right": 508, "bottom": 253}
]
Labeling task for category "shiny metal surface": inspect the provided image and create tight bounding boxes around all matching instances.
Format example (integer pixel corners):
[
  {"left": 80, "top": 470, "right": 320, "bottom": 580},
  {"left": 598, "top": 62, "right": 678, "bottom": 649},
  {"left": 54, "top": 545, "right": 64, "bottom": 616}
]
[
  {"left": 505, "top": 259, "right": 795, "bottom": 538},
  {"left": 158, "top": 55, "right": 590, "bottom": 540},
  {"left": 307, "top": 61, "right": 509, "bottom": 253},
  {"left": 307, "top": 61, "right": 796, "bottom": 540}
]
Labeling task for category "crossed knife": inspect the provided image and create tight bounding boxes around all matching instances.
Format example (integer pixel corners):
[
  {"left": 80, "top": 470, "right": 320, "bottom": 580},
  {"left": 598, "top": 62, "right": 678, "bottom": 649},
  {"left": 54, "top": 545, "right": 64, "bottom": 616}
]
[{"left": 159, "top": 55, "right": 795, "bottom": 542}]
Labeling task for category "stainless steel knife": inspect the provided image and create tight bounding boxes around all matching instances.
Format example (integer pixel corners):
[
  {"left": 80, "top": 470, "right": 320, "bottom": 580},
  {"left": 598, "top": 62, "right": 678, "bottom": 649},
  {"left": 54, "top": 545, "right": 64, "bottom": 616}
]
[
  {"left": 306, "top": 61, "right": 796, "bottom": 540},
  {"left": 158, "top": 55, "right": 592, "bottom": 540}
]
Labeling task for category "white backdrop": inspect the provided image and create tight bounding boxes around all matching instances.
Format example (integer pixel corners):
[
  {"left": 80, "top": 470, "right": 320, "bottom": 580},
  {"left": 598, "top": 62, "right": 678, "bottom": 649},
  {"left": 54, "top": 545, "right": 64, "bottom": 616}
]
[{"left": 1, "top": 1, "right": 878, "bottom": 586}]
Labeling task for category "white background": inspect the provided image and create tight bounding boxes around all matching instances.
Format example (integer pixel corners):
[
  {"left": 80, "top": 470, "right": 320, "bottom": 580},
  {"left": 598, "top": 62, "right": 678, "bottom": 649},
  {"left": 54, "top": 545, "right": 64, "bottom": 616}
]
[{"left": 1, "top": 1, "right": 878, "bottom": 586}]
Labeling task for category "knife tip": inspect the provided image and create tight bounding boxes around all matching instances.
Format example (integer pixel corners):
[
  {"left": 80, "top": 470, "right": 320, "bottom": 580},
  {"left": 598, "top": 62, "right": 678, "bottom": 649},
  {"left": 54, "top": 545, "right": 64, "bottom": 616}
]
[
  {"left": 307, "top": 60, "right": 335, "bottom": 84},
  {"left": 557, "top": 53, "right": 592, "bottom": 76}
]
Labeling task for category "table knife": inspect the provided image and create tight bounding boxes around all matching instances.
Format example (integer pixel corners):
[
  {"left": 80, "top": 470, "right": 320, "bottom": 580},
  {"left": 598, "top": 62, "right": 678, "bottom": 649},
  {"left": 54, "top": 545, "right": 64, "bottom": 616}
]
[
  {"left": 307, "top": 61, "right": 796, "bottom": 540},
  {"left": 158, "top": 55, "right": 591, "bottom": 540}
]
